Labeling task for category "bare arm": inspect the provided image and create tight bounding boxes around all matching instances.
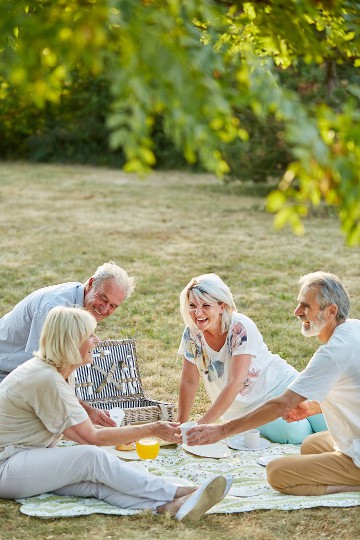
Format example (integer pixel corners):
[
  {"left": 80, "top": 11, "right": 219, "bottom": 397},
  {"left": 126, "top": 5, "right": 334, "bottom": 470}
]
[
  {"left": 63, "top": 418, "right": 181, "bottom": 446},
  {"left": 177, "top": 359, "right": 200, "bottom": 423},
  {"left": 78, "top": 399, "right": 116, "bottom": 427},
  {"left": 283, "top": 400, "right": 322, "bottom": 422},
  {"left": 198, "top": 354, "right": 252, "bottom": 424},
  {"left": 186, "top": 389, "right": 307, "bottom": 446}
]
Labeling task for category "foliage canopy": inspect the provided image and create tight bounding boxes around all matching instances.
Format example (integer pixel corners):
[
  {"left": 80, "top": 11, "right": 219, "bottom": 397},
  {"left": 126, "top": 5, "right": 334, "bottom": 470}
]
[{"left": 1, "top": 0, "right": 360, "bottom": 244}]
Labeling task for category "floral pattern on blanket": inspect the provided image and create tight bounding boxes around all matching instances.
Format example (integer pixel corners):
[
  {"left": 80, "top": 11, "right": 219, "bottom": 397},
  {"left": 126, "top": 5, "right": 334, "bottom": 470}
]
[{"left": 17, "top": 440, "right": 360, "bottom": 518}]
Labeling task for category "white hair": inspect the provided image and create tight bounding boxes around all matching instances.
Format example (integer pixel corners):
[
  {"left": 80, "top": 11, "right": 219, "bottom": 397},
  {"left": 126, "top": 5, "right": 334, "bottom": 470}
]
[
  {"left": 299, "top": 271, "right": 350, "bottom": 321},
  {"left": 89, "top": 260, "right": 135, "bottom": 300}
]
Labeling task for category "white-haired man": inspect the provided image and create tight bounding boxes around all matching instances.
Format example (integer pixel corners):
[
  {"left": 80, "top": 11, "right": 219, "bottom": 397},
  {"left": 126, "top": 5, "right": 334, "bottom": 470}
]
[
  {"left": 0, "top": 261, "right": 135, "bottom": 426},
  {"left": 187, "top": 272, "right": 360, "bottom": 496}
]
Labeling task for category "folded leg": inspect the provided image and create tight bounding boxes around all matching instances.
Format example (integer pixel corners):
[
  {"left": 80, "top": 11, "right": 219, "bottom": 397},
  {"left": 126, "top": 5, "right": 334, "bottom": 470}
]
[{"left": 267, "top": 433, "right": 360, "bottom": 496}]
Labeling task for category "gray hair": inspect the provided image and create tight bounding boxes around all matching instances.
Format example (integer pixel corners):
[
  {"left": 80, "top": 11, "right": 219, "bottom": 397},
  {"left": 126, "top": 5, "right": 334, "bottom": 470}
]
[
  {"left": 180, "top": 273, "right": 237, "bottom": 334},
  {"left": 299, "top": 271, "right": 350, "bottom": 321},
  {"left": 90, "top": 261, "right": 135, "bottom": 300}
]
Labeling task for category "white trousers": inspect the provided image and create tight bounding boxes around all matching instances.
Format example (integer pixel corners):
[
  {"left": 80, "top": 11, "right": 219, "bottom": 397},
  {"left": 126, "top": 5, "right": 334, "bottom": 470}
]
[{"left": 0, "top": 445, "right": 177, "bottom": 510}]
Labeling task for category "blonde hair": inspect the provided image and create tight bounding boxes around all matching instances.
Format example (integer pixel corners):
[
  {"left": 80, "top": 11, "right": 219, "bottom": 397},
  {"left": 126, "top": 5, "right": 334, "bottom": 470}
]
[
  {"left": 180, "top": 273, "right": 237, "bottom": 334},
  {"left": 35, "top": 306, "right": 97, "bottom": 369}
]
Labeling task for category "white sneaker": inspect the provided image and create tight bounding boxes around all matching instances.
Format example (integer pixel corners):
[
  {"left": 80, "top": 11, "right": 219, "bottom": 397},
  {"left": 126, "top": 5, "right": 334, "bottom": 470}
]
[{"left": 175, "top": 474, "right": 233, "bottom": 522}]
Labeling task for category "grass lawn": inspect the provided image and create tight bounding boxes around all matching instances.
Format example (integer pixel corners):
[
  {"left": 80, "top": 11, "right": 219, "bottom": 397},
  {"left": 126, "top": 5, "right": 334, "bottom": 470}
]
[{"left": 0, "top": 162, "right": 359, "bottom": 539}]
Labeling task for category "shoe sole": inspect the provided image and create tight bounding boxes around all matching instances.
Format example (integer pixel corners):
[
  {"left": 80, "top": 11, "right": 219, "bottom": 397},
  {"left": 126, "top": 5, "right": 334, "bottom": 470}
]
[{"left": 177, "top": 476, "right": 228, "bottom": 523}]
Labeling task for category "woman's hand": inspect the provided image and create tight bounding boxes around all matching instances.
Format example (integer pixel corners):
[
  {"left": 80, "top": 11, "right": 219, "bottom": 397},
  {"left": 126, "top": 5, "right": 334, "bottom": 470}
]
[
  {"left": 64, "top": 419, "right": 181, "bottom": 446},
  {"left": 153, "top": 421, "right": 182, "bottom": 443},
  {"left": 88, "top": 407, "right": 117, "bottom": 427},
  {"left": 79, "top": 399, "right": 117, "bottom": 427}
]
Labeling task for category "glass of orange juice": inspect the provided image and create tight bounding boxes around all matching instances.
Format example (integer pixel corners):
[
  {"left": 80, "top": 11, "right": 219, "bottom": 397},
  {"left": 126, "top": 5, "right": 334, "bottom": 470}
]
[{"left": 135, "top": 437, "right": 160, "bottom": 460}]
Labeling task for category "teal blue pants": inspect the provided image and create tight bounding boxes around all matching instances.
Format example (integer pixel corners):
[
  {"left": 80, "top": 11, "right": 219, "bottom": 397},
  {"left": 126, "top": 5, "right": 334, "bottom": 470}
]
[{"left": 258, "top": 413, "right": 327, "bottom": 444}]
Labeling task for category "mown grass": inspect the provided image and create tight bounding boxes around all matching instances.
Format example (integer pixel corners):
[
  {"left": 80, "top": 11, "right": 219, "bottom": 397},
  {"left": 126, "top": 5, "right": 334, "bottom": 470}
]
[{"left": 0, "top": 162, "right": 359, "bottom": 539}]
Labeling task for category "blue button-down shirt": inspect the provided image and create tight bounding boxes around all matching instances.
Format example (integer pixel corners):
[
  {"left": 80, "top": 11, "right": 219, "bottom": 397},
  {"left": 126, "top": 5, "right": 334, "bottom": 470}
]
[{"left": 0, "top": 282, "right": 84, "bottom": 379}]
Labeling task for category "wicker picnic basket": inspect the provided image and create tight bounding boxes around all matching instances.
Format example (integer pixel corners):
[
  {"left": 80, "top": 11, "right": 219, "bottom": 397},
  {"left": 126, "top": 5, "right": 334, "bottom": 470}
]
[{"left": 74, "top": 339, "right": 175, "bottom": 425}]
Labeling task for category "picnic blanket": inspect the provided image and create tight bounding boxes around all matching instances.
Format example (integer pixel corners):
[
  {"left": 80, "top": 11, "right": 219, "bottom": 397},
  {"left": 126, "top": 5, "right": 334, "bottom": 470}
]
[{"left": 17, "top": 440, "right": 360, "bottom": 518}]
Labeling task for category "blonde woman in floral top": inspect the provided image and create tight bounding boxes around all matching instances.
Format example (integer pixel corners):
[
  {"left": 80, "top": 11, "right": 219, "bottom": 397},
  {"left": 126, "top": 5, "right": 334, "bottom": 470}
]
[{"left": 177, "top": 273, "right": 327, "bottom": 443}]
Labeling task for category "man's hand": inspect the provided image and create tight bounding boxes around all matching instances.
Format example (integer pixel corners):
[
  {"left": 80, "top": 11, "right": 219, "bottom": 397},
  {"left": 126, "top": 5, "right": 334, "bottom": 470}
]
[
  {"left": 283, "top": 401, "right": 322, "bottom": 422},
  {"left": 186, "top": 423, "right": 224, "bottom": 446},
  {"left": 153, "top": 421, "right": 181, "bottom": 443}
]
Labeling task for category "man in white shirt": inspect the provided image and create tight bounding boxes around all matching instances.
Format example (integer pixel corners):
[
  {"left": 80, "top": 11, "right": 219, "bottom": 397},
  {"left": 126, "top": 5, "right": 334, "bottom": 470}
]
[
  {"left": 0, "top": 261, "right": 135, "bottom": 427},
  {"left": 186, "top": 272, "right": 360, "bottom": 495}
]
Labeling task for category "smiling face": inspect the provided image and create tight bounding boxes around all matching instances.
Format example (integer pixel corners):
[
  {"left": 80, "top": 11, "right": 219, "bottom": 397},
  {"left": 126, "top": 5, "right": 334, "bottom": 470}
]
[
  {"left": 79, "top": 332, "right": 100, "bottom": 364},
  {"left": 83, "top": 278, "right": 127, "bottom": 322},
  {"left": 294, "top": 286, "right": 331, "bottom": 341},
  {"left": 188, "top": 291, "right": 224, "bottom": 334}
]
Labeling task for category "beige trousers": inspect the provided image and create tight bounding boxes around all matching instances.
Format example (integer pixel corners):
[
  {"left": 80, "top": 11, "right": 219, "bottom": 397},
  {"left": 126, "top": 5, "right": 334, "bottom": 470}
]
[{"left": 267, "top": 431, "right": 360, "bottom": 496}]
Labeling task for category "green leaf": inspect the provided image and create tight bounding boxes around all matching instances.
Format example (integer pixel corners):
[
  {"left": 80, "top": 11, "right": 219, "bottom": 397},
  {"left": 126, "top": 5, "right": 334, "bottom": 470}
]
[{"left": 266, "top": 190, "right": 287, "bottom": 212}]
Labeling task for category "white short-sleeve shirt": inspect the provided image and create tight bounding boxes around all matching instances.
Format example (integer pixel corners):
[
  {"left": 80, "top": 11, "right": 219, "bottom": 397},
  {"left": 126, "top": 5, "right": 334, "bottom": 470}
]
[
  {"left": 178, "top": 312, "right": 297, "bottom": 419},
  {"left": 289, "top": 319, "right": 360, "bottom": 466}
]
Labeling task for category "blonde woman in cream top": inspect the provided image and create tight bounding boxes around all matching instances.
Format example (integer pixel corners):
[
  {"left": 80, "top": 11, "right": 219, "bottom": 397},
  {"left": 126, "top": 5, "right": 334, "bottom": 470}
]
[{"left": 0, "top": 306, "right": 232, "bottom": 521}]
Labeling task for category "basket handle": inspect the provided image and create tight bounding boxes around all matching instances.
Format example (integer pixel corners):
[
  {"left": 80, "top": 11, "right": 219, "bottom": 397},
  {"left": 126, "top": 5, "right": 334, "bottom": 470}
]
[{"left": 159, "top": 403, "right": 171, "bottom": 421}]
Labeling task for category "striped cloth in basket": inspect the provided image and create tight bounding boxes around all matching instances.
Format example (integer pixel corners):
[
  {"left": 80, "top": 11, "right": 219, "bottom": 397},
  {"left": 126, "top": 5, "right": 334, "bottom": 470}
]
[{"left": 74, "top": 339, "right": 174, "bottom": 424}]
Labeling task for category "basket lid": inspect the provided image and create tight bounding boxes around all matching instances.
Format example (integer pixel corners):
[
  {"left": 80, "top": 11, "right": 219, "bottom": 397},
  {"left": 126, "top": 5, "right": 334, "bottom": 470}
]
[{"left": 75, "top": 339, "right": 144, "bottom": 402}]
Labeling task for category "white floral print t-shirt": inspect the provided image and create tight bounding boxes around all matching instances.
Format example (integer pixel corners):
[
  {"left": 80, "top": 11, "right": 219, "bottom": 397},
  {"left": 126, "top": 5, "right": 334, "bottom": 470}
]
[{"left": 178, "top": 312, "right": 297, "bottom": 420}]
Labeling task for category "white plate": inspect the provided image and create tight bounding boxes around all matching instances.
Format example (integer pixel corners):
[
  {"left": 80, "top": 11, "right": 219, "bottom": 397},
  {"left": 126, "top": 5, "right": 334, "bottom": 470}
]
[
  {"left": 257, "top": 454, "right": 286, "bottom": 466},
  {"left": 225, "top": 435, "right": 271, "bottom": 451},
  {"left": 160, "top": 476, "right": 194, "bottom": 487},
  {"left": 229, "top": 486, "right": 261, "bottom": 497},
  {"left": 102, "top": 446, "right": 141, "bottom": 461},
  {"left": 182, "top": 442, "right": 231, "bottom": 459}
]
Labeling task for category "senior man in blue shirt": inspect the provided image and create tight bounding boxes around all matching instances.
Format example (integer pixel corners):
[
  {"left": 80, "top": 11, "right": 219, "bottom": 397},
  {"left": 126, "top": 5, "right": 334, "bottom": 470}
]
[{"left": 0, "top": 261, "right": 135, "bottom": 426}]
